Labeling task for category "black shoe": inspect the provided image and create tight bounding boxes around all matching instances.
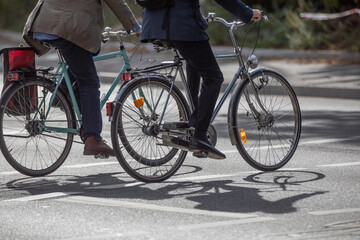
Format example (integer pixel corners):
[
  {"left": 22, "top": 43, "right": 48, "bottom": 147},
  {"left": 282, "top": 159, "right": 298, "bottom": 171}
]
[
  {"left": 189, "top": 137, "right": 226, "bottom": 160},
  {"left": 163, "top": 121, "right": 194, "bottom": 131}
]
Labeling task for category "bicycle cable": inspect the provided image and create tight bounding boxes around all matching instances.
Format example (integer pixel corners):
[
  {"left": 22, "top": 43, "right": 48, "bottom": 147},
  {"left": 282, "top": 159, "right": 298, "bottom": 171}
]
[{"left": 239, "top": 19, "right": 261, "bottom": 58}]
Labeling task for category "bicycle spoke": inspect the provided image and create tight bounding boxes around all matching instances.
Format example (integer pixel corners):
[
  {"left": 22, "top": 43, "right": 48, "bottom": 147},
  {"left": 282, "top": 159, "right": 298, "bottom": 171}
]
[
  {"left": 234, "top": 70, "right": 301, "bottom": 171},
  {"left": 111, "top": 77, "right": 189, "bottom": 182},
  {"left": 0, "top": 78, "right": 74, "bottom": 176}
]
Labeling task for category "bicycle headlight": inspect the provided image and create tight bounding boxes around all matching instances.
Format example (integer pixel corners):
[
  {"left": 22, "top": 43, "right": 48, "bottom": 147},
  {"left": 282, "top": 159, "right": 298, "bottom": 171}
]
[{"left": 247, "top": 55, "right": 259, "bottom": 69}]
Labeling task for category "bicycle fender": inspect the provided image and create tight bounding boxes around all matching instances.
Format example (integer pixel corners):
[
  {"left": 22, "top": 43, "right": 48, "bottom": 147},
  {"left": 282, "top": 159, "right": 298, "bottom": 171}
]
[{"left": 227, "top": 68, "right": 267, "bottom": 145}]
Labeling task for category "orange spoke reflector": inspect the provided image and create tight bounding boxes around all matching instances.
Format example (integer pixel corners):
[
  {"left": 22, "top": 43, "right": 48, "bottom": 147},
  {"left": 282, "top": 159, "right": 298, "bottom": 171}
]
[
  {"left": 134, "top": 97, "right": 144, "bottom": 108},
  {"left": 240, "top": 128, "right": 247, "bottom": 143}
]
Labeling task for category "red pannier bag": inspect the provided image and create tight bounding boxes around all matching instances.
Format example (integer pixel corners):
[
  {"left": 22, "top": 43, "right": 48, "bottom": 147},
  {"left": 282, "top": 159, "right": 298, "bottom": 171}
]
[{"left": 1, "top": 47, "right": 38, "bottom": 115}]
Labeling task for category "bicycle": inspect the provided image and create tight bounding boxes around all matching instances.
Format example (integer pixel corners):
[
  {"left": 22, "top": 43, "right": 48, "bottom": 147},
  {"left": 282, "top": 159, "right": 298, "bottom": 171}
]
[
  {"left": 110, "top": 12, "right": 302, "bottom": 183},
  {"left": 0, "top": 28, "right": 139, "bottom": 177}
]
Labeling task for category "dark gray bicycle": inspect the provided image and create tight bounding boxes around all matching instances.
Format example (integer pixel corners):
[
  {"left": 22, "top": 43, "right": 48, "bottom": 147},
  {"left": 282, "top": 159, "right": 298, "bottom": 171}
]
[{"left": 110, "top": 12, "right": 302, "bottom": 182}]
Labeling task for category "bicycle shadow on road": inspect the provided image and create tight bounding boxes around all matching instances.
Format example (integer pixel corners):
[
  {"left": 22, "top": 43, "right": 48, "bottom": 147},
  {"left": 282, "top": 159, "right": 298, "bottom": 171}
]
[
  {"left": 3, "top": 164, "right": 203, "bottom": 199},
  {"left": 184, "top": 170, "right": 327, "bottom": 215},
  {"left": 5, "top": 169, "right": 327, "bottom": 215}
]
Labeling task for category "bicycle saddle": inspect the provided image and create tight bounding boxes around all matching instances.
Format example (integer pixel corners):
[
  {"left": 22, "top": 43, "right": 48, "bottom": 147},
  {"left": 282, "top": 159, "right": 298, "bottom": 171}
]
[{"left": 152, "top": 39, "right": 175, "bottom": 52}]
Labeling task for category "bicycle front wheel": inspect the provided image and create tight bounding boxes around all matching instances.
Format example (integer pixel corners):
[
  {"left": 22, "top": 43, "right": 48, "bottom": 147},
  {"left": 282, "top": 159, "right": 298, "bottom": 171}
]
[
  {"left": 0, "top": 77, "right": 76, "bottom": 176},
  {"left": 111, "top": 76, "right": 190, "bottom": 182},
  {"left": 231, "top": 69, "right": 301, "bottom": 171}
]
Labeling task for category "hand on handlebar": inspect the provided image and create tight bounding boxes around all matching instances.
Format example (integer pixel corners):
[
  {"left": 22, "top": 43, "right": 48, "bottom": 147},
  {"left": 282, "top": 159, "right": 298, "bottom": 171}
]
[
  {"left": 135, "top": 25, "right": 142, "bottom": 38},
  {"left": 252, "top": 9, "right": 262, "bottom": 22}
]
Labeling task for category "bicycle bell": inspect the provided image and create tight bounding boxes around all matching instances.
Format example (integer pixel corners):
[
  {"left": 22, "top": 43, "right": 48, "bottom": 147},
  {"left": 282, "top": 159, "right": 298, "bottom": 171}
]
[{"left": 247, "top": 55, "right": 259, "bottom": 69}]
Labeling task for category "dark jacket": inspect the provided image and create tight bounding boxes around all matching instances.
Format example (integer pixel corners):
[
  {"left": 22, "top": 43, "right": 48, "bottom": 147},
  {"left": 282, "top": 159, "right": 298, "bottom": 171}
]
[{"left": 140, "top": 0, "right": 253, "bottom": 42}]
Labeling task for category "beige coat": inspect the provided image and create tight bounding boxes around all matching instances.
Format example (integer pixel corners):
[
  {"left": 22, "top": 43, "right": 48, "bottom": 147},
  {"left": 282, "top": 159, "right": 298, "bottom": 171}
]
[{"left": 23, "top": 0, "right": 138, "bottom": 56}]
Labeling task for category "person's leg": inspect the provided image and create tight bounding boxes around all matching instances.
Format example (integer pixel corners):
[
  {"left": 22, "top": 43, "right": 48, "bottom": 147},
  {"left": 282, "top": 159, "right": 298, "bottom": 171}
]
[
  {"left": 172, "top": 40, "right": 223, "bottom": 141},
  {"left": 185, "top": 62, "right": 200, "bottom": 127},
  {"left": 50, "top": 38, "right": 114, "bottom": 156},
  {"left": 50, "top": 38, "right": 101, "bottom": 140}
]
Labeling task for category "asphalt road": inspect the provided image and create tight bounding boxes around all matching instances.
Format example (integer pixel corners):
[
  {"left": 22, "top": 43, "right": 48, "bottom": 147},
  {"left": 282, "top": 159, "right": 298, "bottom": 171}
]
[
  {"left": 0, "top": 38, "right": 360, "bottom": 239},
  {"left": 0, "top": 93, "right": 359, "bottom": 240}
]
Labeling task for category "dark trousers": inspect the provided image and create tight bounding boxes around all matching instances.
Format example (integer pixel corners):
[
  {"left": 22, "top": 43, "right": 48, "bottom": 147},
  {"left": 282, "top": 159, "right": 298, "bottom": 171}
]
[
  {"left": 171, "top": 40, "right": 223, "bottom": 141},
  {"left": 49, "top": 38, "right": 102, "bottom": 141}
]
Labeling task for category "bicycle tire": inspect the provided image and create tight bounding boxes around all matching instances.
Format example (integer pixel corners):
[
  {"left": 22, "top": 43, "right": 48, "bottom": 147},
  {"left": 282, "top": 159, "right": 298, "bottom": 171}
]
[
  {"left": 230, "top": 69, "right": 301, "bottom": 171},
  {"left": 111, "top": 76, "right": 190, "bottom": 182},
  {"left": 0, "top": 77, "right": 76, "bottom": 176}
]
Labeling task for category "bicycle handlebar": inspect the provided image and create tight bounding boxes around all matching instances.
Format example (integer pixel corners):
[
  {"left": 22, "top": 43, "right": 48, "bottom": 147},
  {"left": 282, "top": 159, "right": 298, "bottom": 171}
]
[
  {"left": 102, "top": 27, "right": 138, "bottom": 43},
  {"left": 206, "top": 13, "right": 245, "bottom": 27},
  {"left": 206, "top": 11, "right": 268, "bottom": 28}
]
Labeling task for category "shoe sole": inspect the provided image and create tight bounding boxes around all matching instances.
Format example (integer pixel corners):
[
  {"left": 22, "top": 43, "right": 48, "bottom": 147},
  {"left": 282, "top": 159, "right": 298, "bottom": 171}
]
[
  {"left": 83, "top": 150, "right": 114, "bottom": 157},
  {"left": 162, "top": 135, "right": 225, "bottom": 160}
]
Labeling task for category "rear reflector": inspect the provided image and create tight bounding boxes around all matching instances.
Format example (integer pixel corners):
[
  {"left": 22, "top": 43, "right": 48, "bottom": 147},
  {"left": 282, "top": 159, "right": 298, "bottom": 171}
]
[
  {"left": 7, "top": 72, "right": 19, "bottom": 81},
  {"left": 106, "top": 102, "right": 114, "bottom": 116},
  {"left": 120, "top": 73, "right": 133, "bottom": 81}
]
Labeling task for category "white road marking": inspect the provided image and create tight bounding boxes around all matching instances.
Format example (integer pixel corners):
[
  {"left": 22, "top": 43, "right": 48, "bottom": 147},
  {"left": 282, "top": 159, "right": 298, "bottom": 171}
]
[
  {"left": 85, "top": 174, "right": 252, "bottom": 190},
  {"left": 62, "top": 161, "right": 119, "bottom": 169},
  {"left": 0, "top": 162, "right": 119, "bottom": 175},
  {"left": 222, "top": 136, "right": 360, "bottom": 153},
  {"left": 308, "top": 208, "right": 360, "bottom": 216},
  {"left": 63, "top": 232, "right": 149, "bottom": 240},
  {"left": 299, "top": 136, "right": 360, "bottom": 145},
  {"left": 57, "top": 196, "right": 258, "bottom": 219},
  {"left": 86, "top": 182, "right": 143, "bottom": 190},
  {"left": 316, "top": 162, "right": 360, "bottom": 167},
  {"left": 178, "top": 217, "right": 274, "bottom": 230},
  {"left": 171, "top": 174, "right": 240, "bottom": 182},
  {"left": 0, "top": 170, "right": 19, "bottom": 175},
  {"left": 3, "top": 192, "right": 72, "bottom": 202}
]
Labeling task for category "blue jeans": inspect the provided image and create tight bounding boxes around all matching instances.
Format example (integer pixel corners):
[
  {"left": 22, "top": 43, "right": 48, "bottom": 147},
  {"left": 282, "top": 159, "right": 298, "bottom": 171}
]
[{"left": 48, "top": 38, "right": 102, "bottom": 141}]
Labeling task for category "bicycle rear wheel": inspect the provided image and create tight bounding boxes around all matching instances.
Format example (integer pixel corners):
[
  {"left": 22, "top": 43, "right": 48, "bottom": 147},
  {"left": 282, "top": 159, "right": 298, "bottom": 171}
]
[
  {"left": 0, "top": 77, "right": 76, "bottom": 176},
  {"left": 231, "top": 69, "right": 301, "bottom": 171},
  {"left": 111, "top": 76, "right": 190, "bottom": 182}
]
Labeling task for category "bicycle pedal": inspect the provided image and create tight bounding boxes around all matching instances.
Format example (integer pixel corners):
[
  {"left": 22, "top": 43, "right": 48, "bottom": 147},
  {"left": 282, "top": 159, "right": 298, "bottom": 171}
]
[
  {"left": 94, "top": 154, "right": 109, "bottom": 159},
  {"left": 193, "top": 151, "right": 208, "bottom": 158}
]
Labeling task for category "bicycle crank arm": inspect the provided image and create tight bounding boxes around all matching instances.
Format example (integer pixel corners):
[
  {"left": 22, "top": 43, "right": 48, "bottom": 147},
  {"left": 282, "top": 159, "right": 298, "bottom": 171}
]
[{"left": 160, "top": 130, "right": 192, "bottom": 138}]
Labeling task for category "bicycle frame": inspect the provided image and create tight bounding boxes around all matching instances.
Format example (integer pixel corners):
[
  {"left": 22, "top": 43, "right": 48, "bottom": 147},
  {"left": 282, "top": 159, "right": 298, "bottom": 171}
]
[
  {"left": 138, "top": 15, "right": 270, "bottom": 130},
  {"left": 138, "top": 37, "right": 255, "bottom": 129},
  {"left": 42, "top": 35, "right": 133, "bottom": 135}
]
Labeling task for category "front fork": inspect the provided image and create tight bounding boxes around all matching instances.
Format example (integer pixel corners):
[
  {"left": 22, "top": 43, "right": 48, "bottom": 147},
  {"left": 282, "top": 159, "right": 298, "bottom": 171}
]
[
  {"left": 228, "top": 69, "right": 273, "bottom": 145},
  {"left": 245, "top": 71, "right": 270, "bottom": 117},
  {"left": 245, "top": 71, "right": 274, "bottom": 129}
]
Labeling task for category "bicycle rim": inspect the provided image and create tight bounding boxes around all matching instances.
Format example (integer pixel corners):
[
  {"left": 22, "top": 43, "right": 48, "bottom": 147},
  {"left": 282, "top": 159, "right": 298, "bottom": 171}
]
[
  {"left": 233, "top": 70, "right": 301, "bottom": 171},
  {"left": 111, "top": 77, "right": 189, "bottom": 182},
  {"left": 0, "top": 78, "right": 75, "bottom": 176}
]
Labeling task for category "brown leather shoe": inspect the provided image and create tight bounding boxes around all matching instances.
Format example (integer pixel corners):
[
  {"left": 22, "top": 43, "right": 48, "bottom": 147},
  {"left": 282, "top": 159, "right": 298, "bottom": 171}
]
[{"left": 83, "top": 136, "right": 115, "bottom": 156}]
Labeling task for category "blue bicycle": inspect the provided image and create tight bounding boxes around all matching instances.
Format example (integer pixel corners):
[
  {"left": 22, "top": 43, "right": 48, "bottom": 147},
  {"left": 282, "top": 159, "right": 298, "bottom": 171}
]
[{"left": 0, "top": 28, "right": 138, "bottom": 176}]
